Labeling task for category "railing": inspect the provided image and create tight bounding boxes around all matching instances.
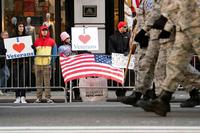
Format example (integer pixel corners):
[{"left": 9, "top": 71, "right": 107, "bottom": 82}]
[{"left": 0, "top": 55, "right": 199, "bottom": 103}]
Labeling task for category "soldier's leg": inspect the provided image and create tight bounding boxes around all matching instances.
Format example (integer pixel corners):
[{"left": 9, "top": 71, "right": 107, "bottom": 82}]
[
  {"left": 139, "top": 31, "right": 194, "bottom": 116},
  {"left": 119, "top": 47, "right": 146, "bottom": 106},
  {"left": 180, "top": 28, "right": 200, "bottom": 107},
  {"left": 120, "top": 30, "right": 160, "bottom": 105}
]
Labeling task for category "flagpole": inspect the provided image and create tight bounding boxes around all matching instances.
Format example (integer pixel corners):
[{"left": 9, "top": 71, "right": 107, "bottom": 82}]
[{"left": 123, "top": 18, "right": 138, "bottom": 84}]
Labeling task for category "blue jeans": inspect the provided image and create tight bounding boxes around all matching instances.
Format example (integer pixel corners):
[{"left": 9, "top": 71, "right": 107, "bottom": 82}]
[{"left": 0, "top": 65, "right": 10, "bottom": 87}]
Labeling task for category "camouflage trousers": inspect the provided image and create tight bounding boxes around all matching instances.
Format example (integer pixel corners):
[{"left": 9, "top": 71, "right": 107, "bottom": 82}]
[
  {"left": 161, "top": 27, "right": 200, "bottom": 92},
  {"left": 134, "top": 30, "right": 160, "bottom": 94}
]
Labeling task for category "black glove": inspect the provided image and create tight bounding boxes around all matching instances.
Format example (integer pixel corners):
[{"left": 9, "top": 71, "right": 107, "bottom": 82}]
[
  {"left": 139, "top": 35, "right": 149, "bottom": 48},
  {"left": 158, "top": 30, "right": 171, "bottom": 39},
  {"left": 152, "top": 15, "right": 168, "bottom": 30},
  {"left": 2, "top": 49, "right": 7, "bottom": 54},
  {"left": 124, "top": 51, "right": 129, "bottom": 56},
  {"left": 134, "top": 29, "right": 146, "bottom": 43},
  {"left": 31, "top": 45, "right": 35, "bottom": 49}
]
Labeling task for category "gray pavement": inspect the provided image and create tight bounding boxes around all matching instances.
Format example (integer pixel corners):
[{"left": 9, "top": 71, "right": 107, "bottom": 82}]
[
  {"left": 0, "top": 90, "right": 190, "bottom": 103},
  {"left": 0, "top": 91, "right": 199, "bottom": 133}
]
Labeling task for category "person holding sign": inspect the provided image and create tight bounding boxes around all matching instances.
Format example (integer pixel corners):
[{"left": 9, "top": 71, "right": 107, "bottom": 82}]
[
  {"left": 12, "top": 22, "right": 29, "bottom": 103},
  {"left": 58, "top": 31, "right": 81, "bottom": 101},
  {"left": 108, "top": 21, "right": 131, "bottom": 98},
  {"left": 33, "top": 25, "right": 57, "bottom": 103}
]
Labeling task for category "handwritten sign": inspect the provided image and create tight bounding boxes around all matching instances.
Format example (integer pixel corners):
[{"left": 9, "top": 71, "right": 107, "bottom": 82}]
[
  {"left": 71, "top": 27, "right": 99, "bottom": 51},
  {"left": 4, "top": 36, "right": 34, "bottom": 59},
  {"left": 112, "top": 53, "right": 135, "bottom": 70}
]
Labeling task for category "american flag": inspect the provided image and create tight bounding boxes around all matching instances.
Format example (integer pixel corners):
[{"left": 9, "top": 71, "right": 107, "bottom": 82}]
[{"left": 59, "top": 54, "right": 124, "bottom": 84}]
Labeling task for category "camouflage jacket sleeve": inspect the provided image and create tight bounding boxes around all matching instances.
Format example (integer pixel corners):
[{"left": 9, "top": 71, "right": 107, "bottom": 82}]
[
  {"left": 137, "top": 0, "right": 154, "bottom": 31},
  {"left": 143, "top": 0, "right": 162, "bottom": 31}
]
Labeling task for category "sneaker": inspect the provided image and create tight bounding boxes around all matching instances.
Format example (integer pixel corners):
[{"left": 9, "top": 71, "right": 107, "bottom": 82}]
[
  {"left": 34, "top": 99, "right": 42, "bottom": 103},
  {"left": 46, "top": 99, "right": 54, "bottom": 103},
  {"left": 0, "top": 90, "right": 5, "bottom": 96},
  {"left": 14, "top": 97, "right": 21, "bottom": 103},
  {"left": 21, "top": 96, "right": 27, "bottom": 103}
]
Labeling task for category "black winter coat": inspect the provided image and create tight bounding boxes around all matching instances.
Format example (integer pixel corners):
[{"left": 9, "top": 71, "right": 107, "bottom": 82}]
[
  {"left": 108, "top": 31, "right": 130, "bottom": 54},
  {"left": 0, "top": 38, "right": 7, "bottom": 68}
]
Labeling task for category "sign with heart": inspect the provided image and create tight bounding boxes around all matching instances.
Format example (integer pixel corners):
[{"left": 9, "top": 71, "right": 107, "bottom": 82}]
[
  {"left": 12, "top": 43, "right": 25, "bottom": 53},
  {"left": 72, "top": 27, "right": 99, "bottom": 51},
  {"left": 79, "top": 34, "right": 91, "bottom": 44},
  {"left": 4, "top": 36, "right": 35, "bottom": 59}
]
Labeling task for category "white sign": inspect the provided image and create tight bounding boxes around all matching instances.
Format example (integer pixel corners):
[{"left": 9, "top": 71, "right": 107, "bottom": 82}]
[
  {"left": 71, "top": 27, "right": 99, "bottom": 51},
  {"left": 112, "top": 53, "right": 135, "bottom": 70},
  {"left": 4, "top": 36, "right": 34, "bottom": 59}
]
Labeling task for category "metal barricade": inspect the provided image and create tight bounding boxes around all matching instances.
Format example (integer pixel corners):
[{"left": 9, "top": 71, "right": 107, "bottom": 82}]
[
  {"left": 0, "top": 55, "right": 199, "bottom": 103},
  {"left": 0, "top": 55, "right": 67, "bottom": 103}
]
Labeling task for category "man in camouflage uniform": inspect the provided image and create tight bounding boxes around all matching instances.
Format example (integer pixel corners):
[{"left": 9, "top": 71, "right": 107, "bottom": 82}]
[
  {"left": 121, "top": 0, "right": 200, "bottom": 108},
  {"left": 120, "top": 0, "right": 156, "bottom": 106},
  {"left": 139, "top": 0, "right": 200, "bottom": 116}
]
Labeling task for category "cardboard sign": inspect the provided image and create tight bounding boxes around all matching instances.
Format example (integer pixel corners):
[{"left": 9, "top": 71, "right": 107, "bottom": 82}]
[
  {"left": 4, "top": 36, "right": 34, "bottom": 59},
  {"left": 112, "top": 53, "right": 135, "bottom": 70},
  {"left": 71, "top": 27, "right": 99, "bottom": 51}
]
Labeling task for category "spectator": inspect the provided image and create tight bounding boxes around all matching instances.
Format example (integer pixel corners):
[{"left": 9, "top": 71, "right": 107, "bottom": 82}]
[
  {"left": 0, "top": 31, "right": 10, "bottom": 95},
  {"left": 12, "top": 22, "right": 29, "bottom": 103},
  {"left": 108, "top": 21, "right": 131, "bottom": 97},
  {"left": 33, "top": 25, "right": 57, "bottom": 103},
  {"left": 58, "top": 31, "right": 81, "bottom": 101}
]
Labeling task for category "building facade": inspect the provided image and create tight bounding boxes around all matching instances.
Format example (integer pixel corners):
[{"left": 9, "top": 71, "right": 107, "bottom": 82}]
[{"left": 1, "top": 0, "right": 134, "bottom": 53}]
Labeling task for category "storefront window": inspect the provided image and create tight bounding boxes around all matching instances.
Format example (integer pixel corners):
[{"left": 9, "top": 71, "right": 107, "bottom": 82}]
[
  {"left": 114, "top": 0, "right": 119, "bottom": 31},
  {"left": 61, "top": 0, "right": 66, "bottom": 32},
  {"left": 2, "top": 0, "right": 55, "bottom": 39}
]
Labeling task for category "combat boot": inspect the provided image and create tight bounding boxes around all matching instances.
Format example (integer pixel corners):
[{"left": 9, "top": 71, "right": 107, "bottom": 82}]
[
  {"left": 180, "top": 89, "right": 200, "bottom": 108},
  {"left": 119, "top": 91, "right": 142, "bottom": 106},
  {"left": 139, "top": 90, "right": 172, "bottom": 116},
  {"left": 137, "top": 89, "right": 171, "bottom": 112},
  {"left": 136, "top": 89, "right": 157, "bottom": 106}
]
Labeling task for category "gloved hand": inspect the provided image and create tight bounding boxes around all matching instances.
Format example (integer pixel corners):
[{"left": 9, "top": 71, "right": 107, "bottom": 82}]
[
  {"left": 152, "top": 15, "right": 168, "bottom": 30},
  {"left": 158, "top": 30, "right": 171, "bottom": 38},
  {"left": 2, "top": 49, "right": 7, "bottom": 53},
  {"left": 139, "top": 35, "right": 149, "bottom": 48},
  {"left": 124, "top": 51, "right": 129, "bottom": 56},
  {"left": 31, "top": 45, "right": 35, "bottom": 49},
  {"left": 134, "top": 29, "right": 146, "bottom": 43}
]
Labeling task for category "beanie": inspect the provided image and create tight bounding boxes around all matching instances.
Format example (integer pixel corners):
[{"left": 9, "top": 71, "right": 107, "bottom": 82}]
[
  {"left": 117, "top": 21, "right": 127, "bottom": 30},
  {"left": 60, "top": 32, "right": 70, "bottom": 41}
]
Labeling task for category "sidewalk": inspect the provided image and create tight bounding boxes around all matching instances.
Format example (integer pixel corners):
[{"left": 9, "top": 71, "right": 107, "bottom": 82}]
[{"left": 0, "top": 90, "right": 189, "bottom": 103}]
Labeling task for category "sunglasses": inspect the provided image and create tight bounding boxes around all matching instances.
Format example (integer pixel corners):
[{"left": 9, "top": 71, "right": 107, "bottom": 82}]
[{"left": 123, "top": 26, "right": 127, "bottom": 29}]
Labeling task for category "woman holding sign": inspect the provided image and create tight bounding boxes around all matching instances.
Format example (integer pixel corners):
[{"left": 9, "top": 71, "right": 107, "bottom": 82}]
[{"left": 12, "top": 22, "right": 29, "bottom": 104}]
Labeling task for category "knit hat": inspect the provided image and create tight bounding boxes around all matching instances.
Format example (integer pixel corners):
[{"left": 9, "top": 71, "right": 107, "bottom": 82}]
[
  {"left": 40, "top": 25, "right": 48, "bottom": 31},
  {"left": 60, "top": 32, "right": 70, "bottom": 41},
  {"left": 117, "top": 21, "right": 127, "bottom": 30}
]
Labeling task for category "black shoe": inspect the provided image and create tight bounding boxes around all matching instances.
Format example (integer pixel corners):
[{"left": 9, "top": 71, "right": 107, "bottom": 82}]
[
  {"left": 180, "top": 89, "right": 200, "bottom": 108},
  {"left": 118, "top": 92, "right": 142, "bottom": 106},
  {"left": 139, "top": 90, "right": 172, "bottom": 116}
]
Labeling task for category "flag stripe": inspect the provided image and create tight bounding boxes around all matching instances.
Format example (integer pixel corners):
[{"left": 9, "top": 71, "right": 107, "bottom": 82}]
[
  {"left": 61, "top": 63, "right": 123, "bottom": 74},
  {"left": 60, "top": 54, "right": 124, "bottom": 84},
  {"left": 63, "top": 72, "right": 124, "bottom": 84}
]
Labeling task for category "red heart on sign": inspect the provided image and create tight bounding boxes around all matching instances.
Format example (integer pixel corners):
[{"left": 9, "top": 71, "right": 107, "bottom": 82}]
[
  {"left": 12, "top": 43, "right": 25, "bottom": 53},
  {"left": 79, "top": 35, "right": 91, "bottom": 44}
]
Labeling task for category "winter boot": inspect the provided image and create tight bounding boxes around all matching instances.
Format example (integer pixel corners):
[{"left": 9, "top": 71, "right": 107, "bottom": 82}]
[
  {"left": 139, "top": 90, "right": 172, "bottom": 116},
  {"left": 118, "top": 91, "right": 142, "bottom": 106},
  {"left": 180, "top": 89, "right": 200, "bottom": 108}
]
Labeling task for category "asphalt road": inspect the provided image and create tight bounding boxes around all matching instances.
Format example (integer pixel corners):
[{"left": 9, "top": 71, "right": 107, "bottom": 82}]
[{"left": 0, "top": 102, "right": 200, "bottom": 133}]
